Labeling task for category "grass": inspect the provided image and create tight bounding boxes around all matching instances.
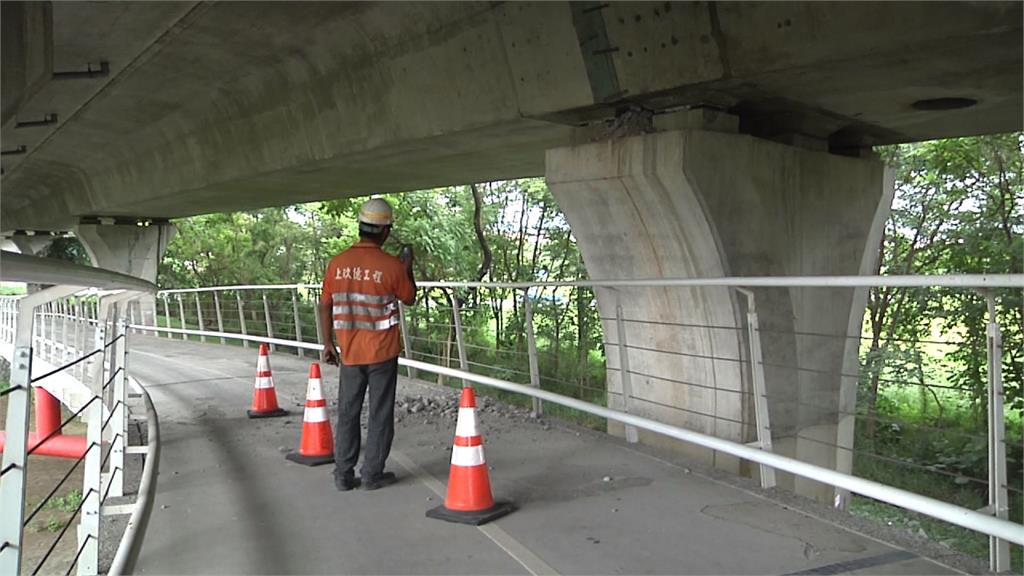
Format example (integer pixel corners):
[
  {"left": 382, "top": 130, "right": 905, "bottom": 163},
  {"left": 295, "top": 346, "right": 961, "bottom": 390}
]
[
  {"left": 45, "top": 490, "right": 83, "bottom": 514},
  {"left": 852, "top": 379, "right": 1023, "bottom": 572}
]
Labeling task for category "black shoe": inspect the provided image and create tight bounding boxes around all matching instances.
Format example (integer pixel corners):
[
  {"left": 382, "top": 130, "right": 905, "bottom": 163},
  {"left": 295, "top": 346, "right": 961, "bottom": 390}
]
[
  {"left": 335, "top": 475, "right": 361, "bottom": 491},
  {"left": 362, "top": 471, "right": 397, "bottom": 491}
]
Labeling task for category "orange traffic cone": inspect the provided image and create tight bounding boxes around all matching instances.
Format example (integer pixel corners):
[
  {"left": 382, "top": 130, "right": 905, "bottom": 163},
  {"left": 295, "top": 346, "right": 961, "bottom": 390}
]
[
  {"left": 286, "top": 363, "right": 335, "bottom": 466},
  {"left": 247, "top": 343, "right": 288, "bottom": 418},
  {"left": 427, "top": 387, "right": 514, "bottom": 525}
]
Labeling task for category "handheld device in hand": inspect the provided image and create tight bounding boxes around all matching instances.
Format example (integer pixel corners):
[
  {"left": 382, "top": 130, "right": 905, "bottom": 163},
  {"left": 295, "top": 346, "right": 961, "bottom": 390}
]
[{"left": 399, "top": 244, "right": 413, "bottom": 263}]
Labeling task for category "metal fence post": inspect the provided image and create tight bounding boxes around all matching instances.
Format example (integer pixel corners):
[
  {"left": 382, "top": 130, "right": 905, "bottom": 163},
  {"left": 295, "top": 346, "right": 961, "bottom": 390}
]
[
  {"left": 292, "top": 288, "right": 304, "bottom": 358},
  {"left": 107, "top": 317, "right": 129, "bottom": 499},
  {"left": 736, "top": 288, "right": 776, "bottom": 489},
  {"left": 523, "top": 290, "right": 543, "bottom": 417},
  {"left": 76, "top": 301, "right": 87, "bottom": 380},
  {"left": 46, "top": 302, "right": 54, "bottom": 362},
  {"left": 213, "top": 291, "right": 226, "bottom": 344},
  {"left": 176, "top": 294, "right": 187, "bottom": 341},
  {"left": 313, "top": 292, "right": 324, "bottom": 353},
  {"left": 451, "top": 294, "right": 468, "bottom": 372},
  {"left": 614, "top": 295, "right": 639, "bottom": 443},
  {"left": 60, "top": 300, "right": 70, "bottom": 364},
  {"left": 80, "top": 300, "right": 111, "bottom": 576},
  {"left": 262, "top": 291, "right": 275, "bottom": 352},
  {"left": 162, "top": 295, "right": 172, "bottom": 338},
  {"left": 398, "top": 302, "right": 417, "bottom": 379},
  {"left": 128, "top": 301, "right": 137, "bottom": 336},
  {"left": 194, "top": 293, "right": 206, "bottom": 343},
  {"left": 0, "top": 306, "right": 36, "bottom": 573},
  {"left": 983, "top": 293, "right": 1010, "bottom": 572},
  {"left": 236, "top": 293, "right": 249, "bottom": 349}
]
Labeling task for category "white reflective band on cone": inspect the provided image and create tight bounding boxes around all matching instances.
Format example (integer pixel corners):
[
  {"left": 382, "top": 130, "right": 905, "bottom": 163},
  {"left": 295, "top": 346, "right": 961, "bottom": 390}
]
[
  {"left": 257, "top": 357, "right": 270, "bottom": 370},
  {"left": 455, "top": 408, "right": 478, "bottom": 437},
  {"left": 304, "top": 406, "right": 328, "bottom": 422},
  {"left": 307, "top": 378, "right": 323, "bottom": 400},
  {"left": 255, "top": 377, "right": 274, "bottom": 389},
  {"left": 450, "top": 445, "right": 485, "bottom": 467}
]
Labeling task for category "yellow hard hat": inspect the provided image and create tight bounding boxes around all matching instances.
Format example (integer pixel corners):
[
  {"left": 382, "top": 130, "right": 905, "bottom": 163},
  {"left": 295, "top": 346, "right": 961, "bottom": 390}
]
[{"left": 357, "top": 198, "right": 394, "bottom": 227}]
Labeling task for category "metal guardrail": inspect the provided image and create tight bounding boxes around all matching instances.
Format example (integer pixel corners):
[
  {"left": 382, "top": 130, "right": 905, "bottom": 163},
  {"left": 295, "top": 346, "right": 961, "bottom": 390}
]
[
  {"left": 147, "top": 274, "right": 1023, "bottom": 570},
  {"left": 108, "top": 376, "right": 160, "bottom": 576},
  {"left": 124, "top": 320, "right": 1024, "bottom": 548}
]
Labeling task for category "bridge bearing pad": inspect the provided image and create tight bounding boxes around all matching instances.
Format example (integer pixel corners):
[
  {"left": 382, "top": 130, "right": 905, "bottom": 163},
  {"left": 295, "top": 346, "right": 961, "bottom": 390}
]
[
  {"left": 247, "top": 408, "right": 288, "bottom": 419},
  {"left": 285, "top": 452, "right": 334, "bottom": 466},
  {"left": 426, "top": 501, "right": 515, "bottom": 525}
]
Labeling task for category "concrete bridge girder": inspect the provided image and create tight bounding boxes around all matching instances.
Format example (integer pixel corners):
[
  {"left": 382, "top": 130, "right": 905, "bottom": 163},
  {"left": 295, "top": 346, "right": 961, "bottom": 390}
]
[
  {"left": 547, "top": 127, "right": 894, "bottom": 503},
  {"left": 0, "top": 1, "right": 1019, "bottom": 232}
]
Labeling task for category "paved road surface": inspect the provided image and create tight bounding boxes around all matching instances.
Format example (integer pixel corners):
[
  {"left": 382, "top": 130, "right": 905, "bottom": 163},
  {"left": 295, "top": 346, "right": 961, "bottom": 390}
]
[{"left": 129, "top": 336, "right": 959, "bottom": 575}]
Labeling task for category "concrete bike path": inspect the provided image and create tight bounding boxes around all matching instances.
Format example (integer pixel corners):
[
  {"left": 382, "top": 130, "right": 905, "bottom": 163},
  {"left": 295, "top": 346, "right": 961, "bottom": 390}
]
[{"left": 128, "top": 336, "right": 959, "bottom": 575}]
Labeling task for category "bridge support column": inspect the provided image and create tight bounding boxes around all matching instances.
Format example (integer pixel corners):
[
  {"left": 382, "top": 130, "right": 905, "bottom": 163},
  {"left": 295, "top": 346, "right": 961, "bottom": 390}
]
[
  {"left": 546, "top": 129, "right": 893, "bottom": 504},
  {"left": 74, "top": 222, "right": 176, "bottom": 327}
]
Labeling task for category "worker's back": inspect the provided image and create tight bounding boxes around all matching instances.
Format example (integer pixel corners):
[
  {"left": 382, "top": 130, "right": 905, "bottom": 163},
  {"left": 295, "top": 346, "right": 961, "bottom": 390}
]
[{"left": 322, "top": 240, "right": 415, "bottom": 366}]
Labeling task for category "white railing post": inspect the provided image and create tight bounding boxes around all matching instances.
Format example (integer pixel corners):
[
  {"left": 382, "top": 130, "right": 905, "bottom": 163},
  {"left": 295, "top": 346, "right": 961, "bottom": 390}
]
[
  {"left": 0, "top": 308, "right": 35, "bottom": 573},
  {"left": 292, "top": 288, "right": 304, "bottom": 358},
  {"left": 451, "top": 294, "right": 468, "bottom": 372},
  {"left": 176, "top": 294, "right": 187, "bottom": 341},
  {"left": 614, "top": 296, "right": 639, "bottom": 444},
  {"left": 76, "top": 300, "right": 87, "bottom": 380},
  {"left": 128, "top": 301, "right": 137, "bottom": 336},
  {"left": 983, "top": 293, "right": 1010, "bottom": 572},
  {"left": 46, "top": 302, "right": 53, "bottom": 362},
  {"left": 161, "top": 295, "right": 172, "bottom": 338},
  {"left": 262, "top": 291, "right": 275, "bottom": 352},
  {"left": 236, "top": 293, "right": 249, "bottom": 349},
  {"left": 398, "top": 302, "right": 416, "bottom": 379},
  {"left": 79, "top": 300, "right": 110, "bottom": 576},
  {"left": 736, "top": 288, "right": 776, "bottom": 489},
  {"left": 213, "top": 291, "right": 226, "bottom": 345},
  {"left": 194, "top": 293, "right": 206, "bottom": 343},
  {"left": 108, "top": 316, "right": 129, "bottom": 499},
  {"left": 60, "top": 300, "right": 70, "bottom": 365},
  {"left": 313, "top": 292, "right": 324, "bottom": 355},
  {"left": 523, "top": 289, "right": 543, "bottom": 418}
]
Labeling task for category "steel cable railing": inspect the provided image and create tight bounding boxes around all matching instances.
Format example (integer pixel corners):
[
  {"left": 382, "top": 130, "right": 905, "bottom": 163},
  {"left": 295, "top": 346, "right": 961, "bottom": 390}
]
[
  {"left": 148, "top": 276, "right": 1023, "bottom": 570},
  {"left": 1, "top": 288, "right": 155, "bottom": 576}
]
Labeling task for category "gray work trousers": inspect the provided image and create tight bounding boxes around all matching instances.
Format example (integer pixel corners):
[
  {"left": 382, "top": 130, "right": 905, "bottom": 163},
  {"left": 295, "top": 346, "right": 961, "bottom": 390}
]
[{"left": 334, "top": 357, "right": 398, "bottom": 480}]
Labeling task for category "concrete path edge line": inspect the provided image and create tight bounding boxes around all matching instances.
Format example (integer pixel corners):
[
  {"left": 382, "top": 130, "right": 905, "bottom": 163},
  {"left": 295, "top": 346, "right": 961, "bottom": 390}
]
[{"left": 391, "top": 450, "right": 559, "bottom": 576}]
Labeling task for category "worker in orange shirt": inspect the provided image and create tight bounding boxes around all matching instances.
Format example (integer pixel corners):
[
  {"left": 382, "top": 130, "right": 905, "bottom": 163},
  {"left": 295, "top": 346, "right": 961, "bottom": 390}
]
[{"left": 319, "top": 198, "right": 416, "bottom": 491}]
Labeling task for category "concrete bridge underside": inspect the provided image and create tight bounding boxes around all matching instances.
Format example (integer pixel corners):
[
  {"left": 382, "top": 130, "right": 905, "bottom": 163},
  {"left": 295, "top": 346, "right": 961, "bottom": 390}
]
[
  {"left": 1, "top": 1, "right": 1020, "bottom": 503},
  {"left": 2, "top": 1, "right": 1019, "bottom": 231}
]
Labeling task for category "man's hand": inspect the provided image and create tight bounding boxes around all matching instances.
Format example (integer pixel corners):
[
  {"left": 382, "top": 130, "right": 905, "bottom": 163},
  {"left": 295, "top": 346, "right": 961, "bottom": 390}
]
[
  {"left": 399, "top": 244, "right": 414, "bottom": 265},
  {"left": 322, "top": 345, "right": 340, "bottom": 366}
]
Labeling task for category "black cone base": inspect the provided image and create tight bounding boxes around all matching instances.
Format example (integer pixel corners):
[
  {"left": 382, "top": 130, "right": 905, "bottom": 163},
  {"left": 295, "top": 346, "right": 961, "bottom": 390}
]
[
  {"left": 426, "top": 501, "right": 515, "bottom": 526},
  {"left": 247, "top": 408, "right": 289, "bottom": 419},
  {"left": 285, "top": 452, "right": 335, "bottom": 466}
]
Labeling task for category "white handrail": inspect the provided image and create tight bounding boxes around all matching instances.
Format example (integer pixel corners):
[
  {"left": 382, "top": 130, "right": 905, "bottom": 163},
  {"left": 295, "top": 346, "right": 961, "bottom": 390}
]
[
  {"left": 126, "top": 323, "right": 1024, "bottom": 546},
  {"left": 154, "top": 274, "right": 1024, "bottom": 296},
  {"left": 109, "top": 376, "right": 161, "bottom": 576}
]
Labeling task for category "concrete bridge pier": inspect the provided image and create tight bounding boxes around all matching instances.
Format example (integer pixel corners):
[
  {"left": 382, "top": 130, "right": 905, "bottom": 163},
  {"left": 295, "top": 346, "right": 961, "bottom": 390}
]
[
  {"left": 546, "top": 124, "right": 894, "bottom": 504},
  {"left": 75, "top": 221, "right": 176, "bottom": 325}
]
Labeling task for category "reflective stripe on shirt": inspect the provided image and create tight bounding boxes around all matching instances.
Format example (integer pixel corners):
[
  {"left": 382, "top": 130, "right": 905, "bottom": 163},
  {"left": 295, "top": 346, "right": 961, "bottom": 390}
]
[
  {"left": 333, "top": 303, "right": 395, "bottom": 317},
  {"left": 333, "top": 317, "right": 400, "bottom": 331},
  {"left": 332, "top": 292, "right": 395, "bottom": 305}
]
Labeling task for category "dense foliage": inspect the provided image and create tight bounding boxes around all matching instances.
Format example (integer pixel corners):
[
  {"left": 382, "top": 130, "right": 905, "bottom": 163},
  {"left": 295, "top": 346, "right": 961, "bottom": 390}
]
[{"left": 855, "top": 134, "right": 1022, "bottom": 566}]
